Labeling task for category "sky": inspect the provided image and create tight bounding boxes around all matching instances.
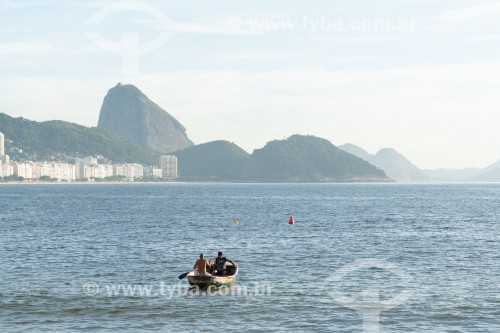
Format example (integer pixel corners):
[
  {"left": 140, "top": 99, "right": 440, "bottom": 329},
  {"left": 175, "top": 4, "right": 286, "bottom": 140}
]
[{"left": 1, "top": 0, "right": 500, "bottom": 169}]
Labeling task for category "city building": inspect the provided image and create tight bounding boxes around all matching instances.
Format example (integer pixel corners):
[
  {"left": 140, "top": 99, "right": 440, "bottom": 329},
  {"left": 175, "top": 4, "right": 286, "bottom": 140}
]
[
  {"left": 75, "top": 159, "right": 85, "bottom": 180},
  {"left": 28, "top": 161, "right": 39, "bottom": 179},
  {"left": 143, "top": 166, "right": 162, "bottom": 179},
  {"left": 113, "top": 164, "right": 126, "bottom": 180},
  {"left": 0, "top": 132, "right": 4, "bottom": 156},
  {"left": 114, "top": 163, "right": 144, "bottom": 181},
  {"left": 25, "top": 162, "right": 75, "bottom": 181},
  {"left": 3, "top": 150, "right": 156, "bottom": 182},
  {"left": 153, "top": 168, "right": 162, "bottom": 178},
  {"left": 13, "top": 163, "right": 33, "bottom": 179},
  {"left": 0, "top": 132, "right": 10, "bottom": 167},
  {"left": 0, "top": 164, "right": 13, "bottom": 177},
  {"left": 160, "top": 155, "right": 178, "bottom": 179},
  {"left": 75, "top": 157, "right": 106, "bottom": 180},
  {"left": 1, "top": 155, "right": 9, "bottom": 165},
  {"left": 128, "top": 164, "right": 144, "bottom": 181}
]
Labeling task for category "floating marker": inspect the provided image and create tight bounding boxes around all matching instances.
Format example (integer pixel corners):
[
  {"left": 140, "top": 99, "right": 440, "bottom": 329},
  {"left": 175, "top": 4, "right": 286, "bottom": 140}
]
[
  {"left": 289, "top": 216, "right": 295, "bottom": 225},
  {"left": 233, "top": 219, "right": 238, "bottom": 224}
]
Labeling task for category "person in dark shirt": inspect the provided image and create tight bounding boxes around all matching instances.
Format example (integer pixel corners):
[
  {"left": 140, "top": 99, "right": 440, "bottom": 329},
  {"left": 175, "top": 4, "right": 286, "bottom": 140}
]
[{"left": 212, "top": 251, "right": 236, "bottom": 276}]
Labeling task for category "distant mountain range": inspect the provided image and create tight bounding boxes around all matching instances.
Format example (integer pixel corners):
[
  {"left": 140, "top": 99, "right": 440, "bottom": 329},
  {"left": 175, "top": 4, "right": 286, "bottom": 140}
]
[
  {"left": 171, "top": 135, "right": 389, "bottom": 182},
  {"left": 2, "top": 82, "right": 498, "bottom": 182},
  {"left": 0, "top": 112, "right": 390, "bottom": 182},
  {"left": 339, "top": 144, "right": 429, "bottom": 182},
  {"left": 422, "top": 168, "right": 483, "bottom": 181},
  {"left": 470, "top": 159, "right": 500, "bottom": 182},
  {"left": 340, "top": 143, "right": 500, "bottom": 182}
]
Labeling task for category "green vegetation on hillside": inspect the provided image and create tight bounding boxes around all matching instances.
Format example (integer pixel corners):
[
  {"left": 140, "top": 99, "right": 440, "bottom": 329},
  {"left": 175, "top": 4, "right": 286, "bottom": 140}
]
[
  {"left": 242, "top": 135, "right": 389, "bottom": 182},
  {"left": 0, "top": 113, "right": 159, "bottom": 164},
  {"left": 173, "top": 135, "right": 389, "bottom": 182},
  {"left": 0, "top": 112, "right": 391, "bottom": 182},
  {"left": 173, "top": 140, "right": 250, "bottom": 181}
]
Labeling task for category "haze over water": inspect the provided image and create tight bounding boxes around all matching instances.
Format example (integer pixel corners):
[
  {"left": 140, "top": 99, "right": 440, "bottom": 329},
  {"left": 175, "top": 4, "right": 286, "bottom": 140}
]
[{"left": 1, "top": 183, "right": 499, "bottom": 332}]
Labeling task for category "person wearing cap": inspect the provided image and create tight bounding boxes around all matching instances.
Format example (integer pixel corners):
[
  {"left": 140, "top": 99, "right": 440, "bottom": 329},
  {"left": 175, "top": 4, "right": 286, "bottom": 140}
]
[
  {"left": 212, "top": 251, "right": 237, "bottom": 276},
  {"left": 193, "top": 252, "right": 211, "bottom": 276}
]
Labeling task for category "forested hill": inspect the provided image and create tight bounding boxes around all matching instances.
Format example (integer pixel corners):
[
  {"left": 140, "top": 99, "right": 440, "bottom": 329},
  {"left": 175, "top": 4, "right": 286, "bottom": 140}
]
[
  {"left": 0, "top": 113, "right": 159, "bottom": 164},
  {"left": 242, "top": 135, "right": 390, "bottom": 182},
  {"left": 173, "top": 140, "right": 250, "bottom": 181},
  {"left": 1, "top": 113, "right": 391, "bottom": 182}
]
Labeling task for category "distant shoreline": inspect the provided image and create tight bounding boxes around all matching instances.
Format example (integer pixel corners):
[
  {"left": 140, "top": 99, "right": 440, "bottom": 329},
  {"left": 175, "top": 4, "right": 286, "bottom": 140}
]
[
  {"left": 0, "top": 181, "right": 184, "bottom": 185},
  {"left": 1, "top": 181, "right": 499, "bottom": 185}
]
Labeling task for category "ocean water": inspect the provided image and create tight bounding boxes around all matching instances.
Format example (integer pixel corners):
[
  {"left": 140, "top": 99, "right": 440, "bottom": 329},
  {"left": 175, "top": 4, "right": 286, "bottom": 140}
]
[{"left": 0, "top": 183, "right": 498, "bottom": 332}]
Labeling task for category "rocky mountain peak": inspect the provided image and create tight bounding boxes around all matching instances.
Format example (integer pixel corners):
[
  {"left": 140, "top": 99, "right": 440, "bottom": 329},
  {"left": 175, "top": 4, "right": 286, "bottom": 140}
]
[{"left": 97, "top": 83, "right": 193, "bottom": 153}]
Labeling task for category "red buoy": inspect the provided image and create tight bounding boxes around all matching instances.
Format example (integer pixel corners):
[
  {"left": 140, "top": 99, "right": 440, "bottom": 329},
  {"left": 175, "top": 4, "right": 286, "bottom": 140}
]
[{"left": 289, "top": 216, "right": 295, "bottom": 224}]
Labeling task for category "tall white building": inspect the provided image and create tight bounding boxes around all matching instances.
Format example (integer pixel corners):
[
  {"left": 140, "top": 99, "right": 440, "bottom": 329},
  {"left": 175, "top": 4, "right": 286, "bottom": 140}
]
[
  {"left": 74, "top": 159, "right": 85, "bottom": 180},
  {"left": 127, "top": 163, "right": 144, "bottom": 181},
  {"left": 75, "top": 157, "right": 102, "bottom": 180},
  {"left": 0, "top": 164, "right": 13, "bottom": 177},
  {"left": 13, "top": 163, "right": 33, "bottom": 179},
  {"left": 114, "top": 163, "right": 143, "bottom": 181},
  {"left": 1, "top": 155, "right": 9, "bottom": 165},
  {"left": 0, "top": 132, "right": 4, "bottom": 156},
  {"left": 25, "top": 162, "right": 75, "bottom": 181},
  {"left": 160, "top": 155, "right": 178, "bottom": 179}
]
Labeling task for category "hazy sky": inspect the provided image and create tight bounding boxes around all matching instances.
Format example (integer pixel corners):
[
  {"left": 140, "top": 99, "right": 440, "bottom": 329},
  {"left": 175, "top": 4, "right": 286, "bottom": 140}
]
[{"left": 1, "top": 0, "right": 499, "bottom": 169}]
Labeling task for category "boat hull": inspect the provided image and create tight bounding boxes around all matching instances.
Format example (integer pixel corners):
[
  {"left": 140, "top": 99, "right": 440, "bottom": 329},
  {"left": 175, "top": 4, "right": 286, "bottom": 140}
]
[
  {"left": 187, "top": 274, "right": 236, "bottom": 289},
  {"left": 187, "top": 261, "right": 238, "bottom": 289}
]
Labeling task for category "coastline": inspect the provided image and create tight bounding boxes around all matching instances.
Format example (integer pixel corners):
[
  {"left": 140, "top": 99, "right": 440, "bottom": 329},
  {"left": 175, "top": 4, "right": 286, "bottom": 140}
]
[
  {"left": 0, "top": 181, "right": 185, "bottom": 185},
  {"left": 0, "top": 179, "right": 393, "bottom": 185}
]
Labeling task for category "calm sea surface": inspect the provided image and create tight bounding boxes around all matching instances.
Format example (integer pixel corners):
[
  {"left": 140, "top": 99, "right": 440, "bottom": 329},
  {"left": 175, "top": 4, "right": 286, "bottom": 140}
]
[{"left": 0, "top": 183, "right": 499, "bottom": 332}]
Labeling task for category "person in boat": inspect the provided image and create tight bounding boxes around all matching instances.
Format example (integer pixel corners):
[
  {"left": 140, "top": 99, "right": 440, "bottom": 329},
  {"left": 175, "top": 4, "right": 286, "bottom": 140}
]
[
  {"left": 193, "top": 252, "right": 211, "bottom": 276},
  {"left": 212, "top": 251, "right": 236, "bottom": 276}
]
